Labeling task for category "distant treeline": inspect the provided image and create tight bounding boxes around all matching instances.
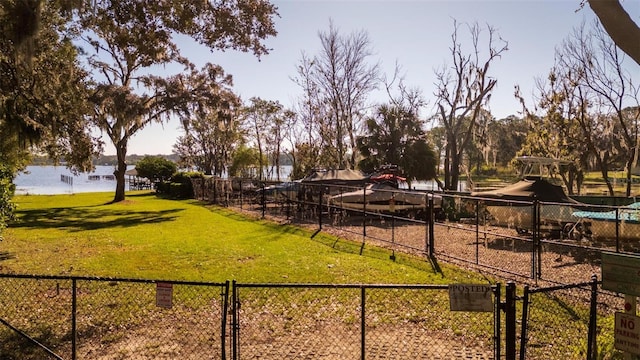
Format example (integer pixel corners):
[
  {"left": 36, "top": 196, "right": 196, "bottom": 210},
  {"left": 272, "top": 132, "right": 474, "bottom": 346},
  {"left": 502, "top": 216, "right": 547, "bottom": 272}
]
[
  {"left": 29, "top": 154, "right": 181, "bottom": 167},
  {"left": 29, "top": 153, "right": 293, "bottom": 167}
]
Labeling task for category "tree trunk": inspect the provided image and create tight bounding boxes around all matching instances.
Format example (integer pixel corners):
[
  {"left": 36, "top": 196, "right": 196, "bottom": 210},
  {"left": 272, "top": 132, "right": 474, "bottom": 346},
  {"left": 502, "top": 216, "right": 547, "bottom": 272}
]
[
  {"left": 588, "top": 0, "right": 640, "bottom": 66},
  {"left": 113, "top": 143, "right": 127, "bottom": 203}
]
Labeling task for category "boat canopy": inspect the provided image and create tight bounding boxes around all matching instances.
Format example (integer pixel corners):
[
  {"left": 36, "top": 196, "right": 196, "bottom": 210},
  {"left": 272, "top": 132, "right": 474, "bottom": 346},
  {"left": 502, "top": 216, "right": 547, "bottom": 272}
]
[
  {"left": 301, "top": 169, "right": 368, "bottom": 184},
  {"left": 471, "top": 176, "right": 580, "bottom": 204}
]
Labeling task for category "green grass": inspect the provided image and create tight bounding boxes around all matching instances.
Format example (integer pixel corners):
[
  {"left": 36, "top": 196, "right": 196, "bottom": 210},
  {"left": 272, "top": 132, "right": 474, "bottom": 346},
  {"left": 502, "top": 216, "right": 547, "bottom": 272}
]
[
  {"left": 3, "top": 191, "right": 481, "bottom": 284},
  {"left": 2, "top": 191, "right": 618, "bottom": 359}
]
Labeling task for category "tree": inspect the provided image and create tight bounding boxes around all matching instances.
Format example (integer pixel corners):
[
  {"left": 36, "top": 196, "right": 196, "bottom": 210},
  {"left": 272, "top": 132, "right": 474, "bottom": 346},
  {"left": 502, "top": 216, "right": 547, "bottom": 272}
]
[
  {"left": 587, "top": 0, "right": 640, "bottom": 66},
  {"left": 357, "top": 105, "right": 436, "bottom": 185},
  {"left": 1, "top": 0, "right": 100, "bottom": 238},
  {"left": 1, "top": 0, "right": 99, "bottom": 173},
  {"left": 558, "top": 21, "right": 640, "bottom": 196},
  {"left": 433, "top": 20, "right": 508, "bottom": 191},
  {"left": 290, "top": 52, "right": 326, "bottom": 175},
  {"left": 294, "top": 21, "right": 379, "bottom": 169},
  {"left": 519, "top": 20, "right": 640, "bottom": 196},
  {"left": 135, "top": 156, "right": 177, "bottom": 182},
  {"left": 486, "top": 115, "right": 528, "bottom": 167},
  {"left": 515, "top": 77, "right": 592, "bottom": 195},
  {"left": 80, "top": 0, "right": 278, "bottom": 203},
  {"left": 174, "top": 64, "right": 242, "bottom": 176},
  {"left": 229, "top": 145, "right": 262, "bottom": 178},
  {"left": 243, "top": 98, "right": 280, "bottom": 180}
]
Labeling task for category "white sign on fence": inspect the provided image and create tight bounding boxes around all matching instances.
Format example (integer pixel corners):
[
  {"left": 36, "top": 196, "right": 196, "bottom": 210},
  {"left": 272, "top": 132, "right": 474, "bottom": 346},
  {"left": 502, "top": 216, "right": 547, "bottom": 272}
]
[
  {"left": 602, "top": 252, "right": 640, "bottom": 297},
  {"left": 615, "top": 312, "right": 640, "bottom": 355},
  {"left": 156, "top": 282, "right": 173, "bottom": 309},
  {"left": 448, "top": 284, "right": 493, "bottom": 312}
]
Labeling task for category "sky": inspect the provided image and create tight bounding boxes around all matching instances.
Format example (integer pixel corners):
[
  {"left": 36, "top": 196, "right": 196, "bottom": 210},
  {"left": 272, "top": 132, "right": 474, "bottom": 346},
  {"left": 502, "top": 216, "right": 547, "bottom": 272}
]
[{"left": 101, "top": 0, "right": 640, "bottom": 156}]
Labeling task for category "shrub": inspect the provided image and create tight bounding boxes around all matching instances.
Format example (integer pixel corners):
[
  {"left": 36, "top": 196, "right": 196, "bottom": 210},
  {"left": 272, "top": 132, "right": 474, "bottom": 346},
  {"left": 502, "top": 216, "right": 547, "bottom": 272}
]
[
  {"left": 155, "top": 171, "right": 203, "bottom": 199},
  {"left": 0, "top": 165, "right": 16, "bottom": 240},
  {"left": 135, "top": 156, "right": 177, "bottom": 182}
]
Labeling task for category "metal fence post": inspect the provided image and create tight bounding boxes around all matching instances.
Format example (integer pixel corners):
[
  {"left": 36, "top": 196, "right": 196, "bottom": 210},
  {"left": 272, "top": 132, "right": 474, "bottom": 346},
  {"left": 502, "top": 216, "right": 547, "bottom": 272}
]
[
  {"left": 428, "top": 194, "right": 435, "bottom": 257},
  {"left": 363, "top": 186, "right": 367, "bottom": 238},
  {"left": 221, "top": 281, "right": 230, "bottom": 360},
  {"left": 424, "top": 193, "right": 429, "bottom": 254},
  {"left": 519, "top": 285, "right": 530, "bottom": 360},
  {"left": 494, "top": 283, "right": 502, "bottom": 360},
  {"left": 232, "top": 280, "right": 238, "bottom": 360},
  {"left": 535, "top": 200, "right": 542, "bottom": 279},
  {"left": 72, "top": 278, "right": 77, "bottom": 360},
  {"left": 261, "top": 183, "right": 266, "bottom": 219},
  {"left": 530, "top": 200, "right": 538, "bottom": 280},
  {"left": 318, "top": 185, "right": 323, "bottom": 231},
  {"left": 587, "top": 274, "right": 599, "bottom": 360},
  {"left": 615, "top": 207, "right": 620, "bottom": 252},
  {"left": 360, "top": 286, "right": 366, "bottom": 360},
  {"left": 213, "top": 178, "right": 218, "bottom": 204},
  {"left": 505, "top": 281, "right": 517, "bottom": 360},
  {"left": 475, "top": 198, "right": 480, "bottom": 264}
]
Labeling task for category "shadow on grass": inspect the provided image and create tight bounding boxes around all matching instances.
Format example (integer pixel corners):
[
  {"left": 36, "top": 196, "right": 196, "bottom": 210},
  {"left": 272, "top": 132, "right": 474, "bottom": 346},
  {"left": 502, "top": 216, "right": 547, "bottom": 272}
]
[
  {"left": 0, "top": 251, "right": 15, "bottom": 261},
  {"left": 10, "top": 206, "right": 184, "bottom": 232}
]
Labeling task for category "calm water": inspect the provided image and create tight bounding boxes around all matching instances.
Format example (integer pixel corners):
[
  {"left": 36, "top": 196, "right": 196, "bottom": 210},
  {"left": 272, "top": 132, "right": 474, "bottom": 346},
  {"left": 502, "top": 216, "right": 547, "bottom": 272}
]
[
  {"left": 13, "top": 165, "right": 453, "bottom": 195},
  {"left": 13, "top": 165, "right": 134, "bottom": 195}
]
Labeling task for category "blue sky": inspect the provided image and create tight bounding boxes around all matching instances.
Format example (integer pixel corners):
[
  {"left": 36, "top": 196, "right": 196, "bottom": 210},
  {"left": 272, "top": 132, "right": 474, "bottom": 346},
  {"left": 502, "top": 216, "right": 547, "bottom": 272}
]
[{"left": 104, "top": 0, "right": 640, "bottom": 156}]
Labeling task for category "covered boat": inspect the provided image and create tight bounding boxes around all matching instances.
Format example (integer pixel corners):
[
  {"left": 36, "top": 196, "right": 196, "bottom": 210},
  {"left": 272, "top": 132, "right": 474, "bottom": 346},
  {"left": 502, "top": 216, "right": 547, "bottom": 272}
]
[
  {"left": 471, "top": 177, "right": 584, "bottom": 234},
  {"left": 329, "top": 182, "right": 442, "bottom": 214},
  {"left": 279, "top": 169, "right": 369, "bottom": 202},
  {"left": 572, "top": 202, "right": 640, "bottom": 241}
]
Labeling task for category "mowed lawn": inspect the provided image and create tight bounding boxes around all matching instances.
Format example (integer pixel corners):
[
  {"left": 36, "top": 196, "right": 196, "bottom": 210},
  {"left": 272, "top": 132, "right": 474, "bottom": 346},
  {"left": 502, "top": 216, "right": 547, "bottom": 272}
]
[{"left": 2, "top": 191, "right": 481, "bottom": 284}]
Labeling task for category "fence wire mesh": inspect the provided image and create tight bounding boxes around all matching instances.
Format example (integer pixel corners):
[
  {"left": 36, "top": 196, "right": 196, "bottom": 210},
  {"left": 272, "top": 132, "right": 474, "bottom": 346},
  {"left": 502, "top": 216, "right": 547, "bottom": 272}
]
[
  {"left": 208, "top": 179, "right": 638, "bottom": 288},
  {"left": 232, "top": 284, "right": 496, "bottom": 360},
  {"left": 0, "top": 277, "right": 72, "bottom": 359},
  {"left": 0, "top": 275, "right": 228, "bottom": 360},
  {"left": 519, "top": 279, "right": 628, "bottom": 360}
]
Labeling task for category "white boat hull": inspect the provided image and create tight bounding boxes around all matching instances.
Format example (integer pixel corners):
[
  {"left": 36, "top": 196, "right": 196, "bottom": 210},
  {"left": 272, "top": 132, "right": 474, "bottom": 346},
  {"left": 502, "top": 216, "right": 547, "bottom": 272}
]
[
  {"left": 329, "top": 183, "right": 442, "bottom": 214},
  {"left": 486, "top": 204, "right": 581, "bottom": 232},
  {"left": 584, "top": 219, "right": 640, "bottom": 241}
]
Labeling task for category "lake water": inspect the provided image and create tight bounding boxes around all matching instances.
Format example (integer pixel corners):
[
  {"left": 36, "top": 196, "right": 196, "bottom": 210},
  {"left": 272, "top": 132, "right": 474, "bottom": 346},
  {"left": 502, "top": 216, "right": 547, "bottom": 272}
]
[
  {"left": 13, "top": 165, "right": 134, "bottom": 195},
  {"left": 13, "top": 165, "right": 454, "bottom": 195}
]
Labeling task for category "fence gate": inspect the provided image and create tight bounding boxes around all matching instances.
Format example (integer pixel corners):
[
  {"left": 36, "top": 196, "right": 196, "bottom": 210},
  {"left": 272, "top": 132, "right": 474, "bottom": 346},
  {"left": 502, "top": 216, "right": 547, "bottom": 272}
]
[
  {"left": 231, "top": 282, "right": 502, "bottom": 360},
  {"left": 519, "top": 276, "right": 599, "bottom": 360}
]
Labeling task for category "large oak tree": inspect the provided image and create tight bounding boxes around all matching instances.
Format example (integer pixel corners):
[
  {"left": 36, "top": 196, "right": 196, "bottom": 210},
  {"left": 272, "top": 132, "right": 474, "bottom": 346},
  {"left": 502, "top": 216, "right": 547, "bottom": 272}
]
[{"left": 80, "top": 0, "right": 278, "bottom": 202}]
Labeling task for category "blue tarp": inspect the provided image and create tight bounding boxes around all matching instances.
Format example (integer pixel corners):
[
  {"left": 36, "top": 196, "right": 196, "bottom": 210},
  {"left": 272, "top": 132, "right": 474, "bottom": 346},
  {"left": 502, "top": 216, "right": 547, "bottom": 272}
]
[{"left": 573, "top": 202, "right": 640, "bottom": 223}]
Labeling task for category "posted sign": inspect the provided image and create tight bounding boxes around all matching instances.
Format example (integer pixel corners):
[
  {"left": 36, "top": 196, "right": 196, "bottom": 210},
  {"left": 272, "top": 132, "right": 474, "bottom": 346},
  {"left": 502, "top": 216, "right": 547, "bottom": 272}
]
[
  {"left": 615, "top": 312, "right": 640, "bottom": 355},
  {"left": 602, "top": 252, "right": 640, "bottom": 296},
  {"left": 156, "top": 282, "right": 173, "bottom": 309},
  {"left": 448, "top": 284, "right": 493, "bottom": 312}
]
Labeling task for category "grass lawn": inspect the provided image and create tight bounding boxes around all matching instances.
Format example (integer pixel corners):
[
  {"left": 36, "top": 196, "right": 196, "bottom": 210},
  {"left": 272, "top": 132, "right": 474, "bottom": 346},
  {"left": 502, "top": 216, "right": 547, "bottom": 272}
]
[
  {"left": 2, "top": 191, "right": 483, "bottom": 284},
  {"left": 1, "top": 191, "right": 614, "bottom": 359}
]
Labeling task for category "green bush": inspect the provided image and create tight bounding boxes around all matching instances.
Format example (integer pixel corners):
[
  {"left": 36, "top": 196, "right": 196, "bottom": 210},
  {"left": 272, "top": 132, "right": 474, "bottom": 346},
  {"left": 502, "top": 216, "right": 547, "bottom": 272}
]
[
  {"left": 135, "top": 156, "right": 177, "bottom": 182},
  {"left": 0, "top": 165, "right": 16, "bottom": 240},
  {"left": 155, "top": 171, "right": 203, "bottom": 199}
]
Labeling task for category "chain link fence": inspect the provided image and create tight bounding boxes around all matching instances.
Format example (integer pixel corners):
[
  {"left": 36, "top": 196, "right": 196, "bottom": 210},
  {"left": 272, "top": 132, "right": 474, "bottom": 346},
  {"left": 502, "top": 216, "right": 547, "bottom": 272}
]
[
  {"left": 232, "top": 283, "right": 498, "bottom": 360},
  {"left": 2, "top": 273, "right": 635, "bottom": 359},
  {"left": 198, "top": 178, "right": 638, "bottom": 288},
  {"left": 519, "top": 277, "right": 631, "bottom": 360},
  {"left": 0, "top": 275, "right": 229, "bottom": 360}
]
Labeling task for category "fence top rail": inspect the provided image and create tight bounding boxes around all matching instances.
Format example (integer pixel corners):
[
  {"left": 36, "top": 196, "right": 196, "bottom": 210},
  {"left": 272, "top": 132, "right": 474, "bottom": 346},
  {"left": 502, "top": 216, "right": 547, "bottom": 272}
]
[
  {"left": 526, "top": 278, "right": 599, "bottom": 294},
  {"left": 0, "top": 273, "right": 229, "bottom": 287},
  {"left": 232, "top": 282, "right": 483, "bottom": 290}
]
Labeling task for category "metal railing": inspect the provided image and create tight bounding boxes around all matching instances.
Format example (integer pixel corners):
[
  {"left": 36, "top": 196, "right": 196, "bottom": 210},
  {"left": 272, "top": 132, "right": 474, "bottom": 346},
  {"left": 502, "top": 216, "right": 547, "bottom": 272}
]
[{"left": 198, "top": 179, "right": 639, "bottom": 286}]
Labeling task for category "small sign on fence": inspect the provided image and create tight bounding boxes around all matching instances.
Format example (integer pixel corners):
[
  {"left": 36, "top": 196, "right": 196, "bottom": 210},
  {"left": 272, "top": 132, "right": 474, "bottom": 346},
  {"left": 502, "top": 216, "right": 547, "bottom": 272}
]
[
  {"left": 614, "top": 312, "right": 640, "bottom": 355},
  {"left": 602, "top": 252, "right": 640, "bottom": 297},
  {"left": 448, "top": 284, "right": 493, "bottom": 312},
  {"left": 156, "top": 282, "right": 173, "bottom": 309}
]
